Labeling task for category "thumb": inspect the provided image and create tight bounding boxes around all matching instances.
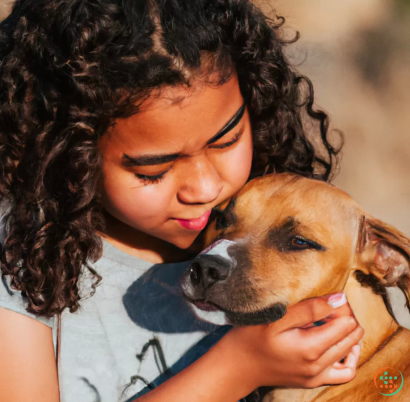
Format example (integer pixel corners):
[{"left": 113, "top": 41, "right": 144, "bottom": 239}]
[
  {"left": 326, "top": 293, "right": 355, "bottom": 319},
  {"left": 274, "top": 293, "right": 351, "bottom": 331}
]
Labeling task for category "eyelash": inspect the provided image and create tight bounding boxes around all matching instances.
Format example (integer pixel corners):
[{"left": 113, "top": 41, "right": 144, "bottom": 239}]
[
  {"left": 135, "top": 167, "right": 171, "bottom": 185},
  {"left": 135, "top": 129, "right": 243, "bottom": 184}
]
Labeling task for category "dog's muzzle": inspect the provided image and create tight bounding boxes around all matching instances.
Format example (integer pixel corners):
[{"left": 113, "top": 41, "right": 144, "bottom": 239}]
[
  {"left": 180, "top": 240, "right": 236, "bottom": 301},
  {"left": 181, "top": 239, "right": 288, "bottom": 326}
]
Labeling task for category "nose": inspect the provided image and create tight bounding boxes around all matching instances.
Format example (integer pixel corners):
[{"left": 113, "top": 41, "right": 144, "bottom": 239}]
[
  {"left": 177, "top": 156, "right": 223, "bottom": 204},
  {"left": 180, "top": 255, "right": 232, "bottom": 300}
]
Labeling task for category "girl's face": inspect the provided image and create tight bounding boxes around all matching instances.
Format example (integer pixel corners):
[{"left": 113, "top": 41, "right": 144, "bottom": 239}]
[{"left": 99, "top": 74, "right": 253, "bottom": 250}]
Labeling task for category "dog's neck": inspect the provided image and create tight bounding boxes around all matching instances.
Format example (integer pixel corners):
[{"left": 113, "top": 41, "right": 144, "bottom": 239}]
[{"left": 343, "top": 272, "right": 400, "bottom": 366}]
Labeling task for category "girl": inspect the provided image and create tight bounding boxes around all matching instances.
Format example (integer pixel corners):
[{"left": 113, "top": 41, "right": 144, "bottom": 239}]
[{"left": 0, "top": 1, "right": 363, "bottom": 401}]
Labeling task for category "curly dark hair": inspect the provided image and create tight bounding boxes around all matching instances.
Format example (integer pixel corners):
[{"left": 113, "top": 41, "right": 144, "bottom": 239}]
[{"left": 0, "top": 0, "right": 341, "bottom": 317}]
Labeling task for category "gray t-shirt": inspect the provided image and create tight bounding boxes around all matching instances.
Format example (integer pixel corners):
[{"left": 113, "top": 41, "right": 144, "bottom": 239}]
[{"left": 0, "top": 204, "right": 221, "bottom": 402}]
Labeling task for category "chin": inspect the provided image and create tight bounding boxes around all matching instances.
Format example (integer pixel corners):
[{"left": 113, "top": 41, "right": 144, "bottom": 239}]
[
  {"left": 163, "top": 232, "right": 201, "bottom": 250},
  {"left": 172, "top": 237, "right": 199, "bottom": 250}
]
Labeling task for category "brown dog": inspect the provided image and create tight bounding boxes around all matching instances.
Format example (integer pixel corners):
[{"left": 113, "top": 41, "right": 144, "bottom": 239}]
[{"left": 180, "top": 173, "right": 410, "bottom": 401}]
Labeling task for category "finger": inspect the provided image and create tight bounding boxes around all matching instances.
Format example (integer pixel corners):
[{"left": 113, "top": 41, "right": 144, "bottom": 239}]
[
  {"left": 332, "top": 347, "right": 355, "bottom": 369},
  {"left": 314, "top": 326, "right": 364, "bottom": 368},
  {"left": 320, "top": 344, "right": 361, "bottom": 385},
  {"left": 326, "top": 294, "right": 355, "bottom": 319},
  {"left": 302, "top": 293, "right": 356, "bottom": 328},
  {"left": 299, "top": 316, "right": 359, "bottom": 358},
  {"left": 276, "top": 296, "right": 341, "bottom": 331}
]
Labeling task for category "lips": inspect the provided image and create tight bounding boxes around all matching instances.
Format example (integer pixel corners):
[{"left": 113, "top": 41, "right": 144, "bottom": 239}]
[
  {"left": 192, "top": 300, "right": 219, "bottom": 312},
  {"left": 175, "top": 210, "right": 212, "bottom": 231}
]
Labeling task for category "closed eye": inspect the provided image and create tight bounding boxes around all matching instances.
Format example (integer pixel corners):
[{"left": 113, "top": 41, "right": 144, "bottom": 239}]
[
  {"left": 289, "top": 236, "right": 325, "bottom": 251},
  {"left": 135, "top": 166, "right": 172, "bottom": 185},
  {"left": 215, "top": 211, "right": 231, "bottom": 230}
]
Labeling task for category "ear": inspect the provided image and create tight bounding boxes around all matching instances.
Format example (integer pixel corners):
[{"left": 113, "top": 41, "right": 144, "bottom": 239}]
[{"left": 358, "top": 215, "right": 410, "bottom": 310}]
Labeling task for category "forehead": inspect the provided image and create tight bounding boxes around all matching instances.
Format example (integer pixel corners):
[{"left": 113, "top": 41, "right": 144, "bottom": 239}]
[
  {"left": 101, "top": 74, "right": 243, "bottom": 153},
  {"left": 232, "top": 175, "right": 360, "bottom": 244}
]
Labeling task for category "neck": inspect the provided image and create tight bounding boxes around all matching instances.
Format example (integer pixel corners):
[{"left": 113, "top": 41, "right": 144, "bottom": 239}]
[
  {"left": 343, "top": 272, "right": 399, "bottom": 367},
  {"left": 98, "top": 212, "right": 198, "bottom": 264}
]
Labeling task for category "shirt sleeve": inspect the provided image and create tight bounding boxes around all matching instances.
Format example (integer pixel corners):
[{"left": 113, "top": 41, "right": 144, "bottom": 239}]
[{"left": 0, "top": 277, "right": 55, "bottom": 328}]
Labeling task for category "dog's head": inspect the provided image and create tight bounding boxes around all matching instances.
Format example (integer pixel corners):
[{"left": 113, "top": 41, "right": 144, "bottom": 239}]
[{"left": 180, "top": 173, "right": 410, "bottom": 326}]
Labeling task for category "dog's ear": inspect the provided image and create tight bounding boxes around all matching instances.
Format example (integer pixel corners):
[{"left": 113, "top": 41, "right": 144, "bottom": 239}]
[{"left": 358, "top": 215, "right": 410, "bottom": 309}]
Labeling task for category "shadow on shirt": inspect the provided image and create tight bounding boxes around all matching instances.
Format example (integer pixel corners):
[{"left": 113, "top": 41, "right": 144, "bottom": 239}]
[
  {"left": 122, "top": 262, "right": 262, "bottom": 402},
  {"left": 122, "top": 261, "right": 217, "bottom": 333}
]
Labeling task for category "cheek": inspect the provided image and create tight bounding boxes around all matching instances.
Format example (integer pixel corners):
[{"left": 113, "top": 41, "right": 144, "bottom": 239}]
[
  {"left": 214, "top": 129, "right": 253, "bottom": 190},
  {"left": 244, "top": 252, "right": 312, "bottom": 305},
  {"left": 252, "top": 251, "right": 350, "bottom": 306},
  {"left": 101, "top": 167, "right": 174, "bottom": 228}
]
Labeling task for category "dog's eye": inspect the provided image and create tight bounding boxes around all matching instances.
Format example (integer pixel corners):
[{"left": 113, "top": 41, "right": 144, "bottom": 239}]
[
  {"left": 290, "top": 236, "right": 324, "bottom": 251},
  {"left": 215, "top": 213, "right": 230, "bottom": 230},
  {"left": 291, "top": 237, "right": 311, "bottom": 248},
  {"left": 212, "top": 198, "right": 237, "bottom": 231}
]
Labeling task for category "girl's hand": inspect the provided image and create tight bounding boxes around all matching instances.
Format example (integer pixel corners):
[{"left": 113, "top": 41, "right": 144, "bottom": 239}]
[
  {"left": 136, "top": 293, "right": 363, "bottom": 402},
  {"left": 223, "top": 293, "right": 364, "bottom": 390}
]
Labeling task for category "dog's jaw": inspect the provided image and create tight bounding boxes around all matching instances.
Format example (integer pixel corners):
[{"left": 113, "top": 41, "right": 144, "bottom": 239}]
[
  {"left": 189, "top": 300, "right": 288, "bottom": 326},
  {"left": 225, "top": 303, "right": 287, "bottom": 326}
]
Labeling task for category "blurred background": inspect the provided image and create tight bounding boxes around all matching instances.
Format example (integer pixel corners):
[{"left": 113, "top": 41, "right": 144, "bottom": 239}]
[
  {"left": 261, "top": 0, "right": 410, "bottom": 236},
  {"left": 0, "top": 1, "right": 409, "bottom": 324}
]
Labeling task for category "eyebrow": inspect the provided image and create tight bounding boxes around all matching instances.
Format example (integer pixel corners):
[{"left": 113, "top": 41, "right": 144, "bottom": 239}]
[
  {"left": 266, "top": 217, "right": 298, "bottom": 250},
  {"left": 206, "top": 102, "right": 246, "bottom": 145},
  {"left": 121, "top": 102, "right": 246, "bottom": 167}
]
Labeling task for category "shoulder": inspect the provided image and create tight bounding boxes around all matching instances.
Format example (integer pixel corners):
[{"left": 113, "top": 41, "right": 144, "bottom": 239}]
[
  {"left": 0, "top": 301, "right": 59, "bottom": 402},
  {"left": 0, "top": 198, "right": 54, "bottom": 329},
  {"left": 0, "top": 276, "right": 55, "bottom": 329}
]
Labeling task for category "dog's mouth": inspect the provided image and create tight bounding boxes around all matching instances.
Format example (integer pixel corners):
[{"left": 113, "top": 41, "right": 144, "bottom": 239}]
[
  {"left": 187, "top": 296, "right": 288, "bottom": 326},
  {"left": 224, "top": 302, "right": 288, "bottom": 326},
  {"left": 191, "top": 300, "right": 220, "bottom": 312}
]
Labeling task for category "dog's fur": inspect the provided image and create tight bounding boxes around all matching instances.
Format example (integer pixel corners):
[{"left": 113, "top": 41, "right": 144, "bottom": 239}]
[{"left": 180, "top": 173, "right": 410, "bottom": 401}]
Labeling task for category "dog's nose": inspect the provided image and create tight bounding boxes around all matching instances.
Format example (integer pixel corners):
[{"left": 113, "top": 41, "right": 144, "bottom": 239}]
[
  {"left": 181, "top": 255, "right": 232, "bottom": 299},
  {"left": 190, "top": 258, "right": 230, "bottom": 288}
]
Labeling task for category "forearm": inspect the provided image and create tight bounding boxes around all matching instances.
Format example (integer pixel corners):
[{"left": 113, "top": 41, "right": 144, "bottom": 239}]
[{"left": 134, "top": 334, "right": 257, "bottom": 402}]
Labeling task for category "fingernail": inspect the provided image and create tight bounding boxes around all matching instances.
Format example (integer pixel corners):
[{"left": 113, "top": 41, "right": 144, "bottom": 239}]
[
  {"left": 327, "top": 292, "right": 347, "bottom": 308},
  {"left": 358, "top": 339, "right": 363, "bottom": 347}
]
